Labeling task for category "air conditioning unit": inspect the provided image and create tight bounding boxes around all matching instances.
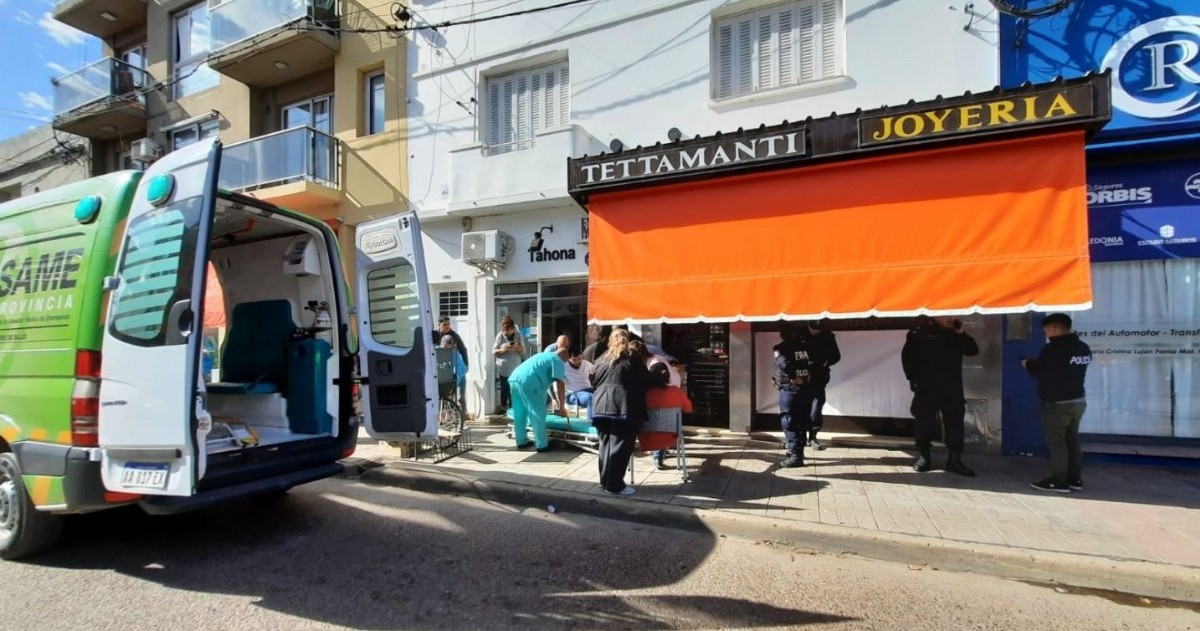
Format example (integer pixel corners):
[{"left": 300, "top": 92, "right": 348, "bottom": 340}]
[
  {"left": 130, "top": 138, "right": 162, "bottom": 163},
  {"left": 462, "top": 230, "right": 514, "bottom": 264}
]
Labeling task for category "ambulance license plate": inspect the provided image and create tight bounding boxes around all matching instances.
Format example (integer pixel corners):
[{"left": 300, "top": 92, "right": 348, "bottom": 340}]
[{"left": 121, "top": 463, "right": 169, "bottom": 489}]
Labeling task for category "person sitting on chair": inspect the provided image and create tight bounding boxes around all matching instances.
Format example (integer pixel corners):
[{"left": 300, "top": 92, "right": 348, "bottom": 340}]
[{"left": 643, "top": 362, "right": 693, "bottom": 470}]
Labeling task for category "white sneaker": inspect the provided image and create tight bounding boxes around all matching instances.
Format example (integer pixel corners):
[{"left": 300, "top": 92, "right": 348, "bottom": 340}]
[{"left": 604, "top": 486, "right": 636, "bottom": 496}]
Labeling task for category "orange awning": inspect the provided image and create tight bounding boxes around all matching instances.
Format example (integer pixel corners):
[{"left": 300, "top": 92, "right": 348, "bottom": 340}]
[
  {"left": 203, "top": 262, "right": 226, "bottom": 329},
  {"left": 587, "top": 131, "right": 1091, "bottom": 323}
]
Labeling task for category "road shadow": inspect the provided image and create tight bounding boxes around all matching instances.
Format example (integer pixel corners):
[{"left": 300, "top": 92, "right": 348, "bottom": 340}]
[{"left": 28, "top": 481, "right": 854, "bottom": 630}]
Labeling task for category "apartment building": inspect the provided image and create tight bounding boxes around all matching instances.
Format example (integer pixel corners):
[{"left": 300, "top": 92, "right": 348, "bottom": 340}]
[
  {"left": 407, "top": 1, "right": 1005, "bottom": 427},
  {"left": 48, "top": 0, "right": 409, "bottom": 260}
]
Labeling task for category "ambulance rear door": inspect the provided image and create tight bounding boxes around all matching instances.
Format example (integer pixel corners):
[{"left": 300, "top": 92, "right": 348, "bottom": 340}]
[
  {"left": 356, "top": 213, "right": 439, "bottom": 440},
  {"left": 98, "top": 139, "right": 220, "bottom": 496}
]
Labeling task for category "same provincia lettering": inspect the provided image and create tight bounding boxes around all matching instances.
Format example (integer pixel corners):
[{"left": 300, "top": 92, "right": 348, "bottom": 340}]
[{"left": 0, "top": 248, "right": 85, "bottom": 299}]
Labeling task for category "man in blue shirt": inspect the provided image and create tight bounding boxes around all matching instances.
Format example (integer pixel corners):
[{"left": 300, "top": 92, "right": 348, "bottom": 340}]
[{"left": 509, "top": 337, "right": 569, "bottom": 451}]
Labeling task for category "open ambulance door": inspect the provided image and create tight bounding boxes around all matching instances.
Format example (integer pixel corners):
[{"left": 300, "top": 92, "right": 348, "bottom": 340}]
[
  {"left": 356, "top": 213, "right": 439, "bottom": 441},
  {"left": 98, "top": 139, "right": 220, "bottom": 497}
]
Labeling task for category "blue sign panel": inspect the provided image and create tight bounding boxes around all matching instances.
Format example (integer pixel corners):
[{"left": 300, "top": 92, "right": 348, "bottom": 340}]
[
  {"left": 1087, "top": 159, "right": 1200, "bottom": 261},
  {"left": 1001, "top": 2, "right": 1200, "bottom": 139}
]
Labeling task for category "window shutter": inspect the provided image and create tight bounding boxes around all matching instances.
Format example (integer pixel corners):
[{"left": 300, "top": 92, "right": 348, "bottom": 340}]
[
  {"left": 515, "top": 73, "right": 530, "bottom": 150},
  {"left": 797, "top": 2, "right": 816, "bottom": 82},
  {"left": 778, "top": 7, "right": 795, "bottom": 85},
  {"left": 487, "top": 81, "right": 500, "bottom": 148},
  {"left": 501, "top": 77, "right": 515, "bottom": 148},
  {"left": 542, "top": 68, "right": 557, "bottom": 129},
  {"left": 735, "top": 17, "right": 754, "bottom": 96},
  {"left": 756, "top": 11, "right": 775, "bottom": 91},
  {"left": 820, "top": 0, "right": 839, "bottom": 78},
  {"left": 486, "top": 62, "right": 569, "bottom": 152},
  {"left": 530, "top": 71, "right": 544, "bottom": 133},
  {"left": 557, "top": 63, "right": 570, "bottom": 126},
  {"left": 715, "top": 22, "right": 734, "bottom": 98}
]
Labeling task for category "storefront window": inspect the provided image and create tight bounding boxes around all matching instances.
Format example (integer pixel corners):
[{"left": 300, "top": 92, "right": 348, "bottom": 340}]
[{"left": 1073, "top": 260, "right": 1200, "bottom": 438}]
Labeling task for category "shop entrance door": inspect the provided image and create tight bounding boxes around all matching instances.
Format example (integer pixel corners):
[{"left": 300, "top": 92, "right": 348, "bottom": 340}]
[
  {"left": 662, "top": 323, "right": 730, "bottom": 428},
  {"left": 495, "top": 283, "right": 538, "bottom": 405},
  {"left": 541, "top": 281, "right": 587, "bottom": 352}
]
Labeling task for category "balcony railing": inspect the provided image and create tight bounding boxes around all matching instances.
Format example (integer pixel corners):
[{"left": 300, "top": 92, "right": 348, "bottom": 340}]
[
  {"left": 220, "top": 126, "right": 340, "bottom": 193},
  {"left": 210, "top": 0, "right": 338, "bottom": 52},
  {"left": 52, "top": 57, "right": 147, "bottom": 117}
]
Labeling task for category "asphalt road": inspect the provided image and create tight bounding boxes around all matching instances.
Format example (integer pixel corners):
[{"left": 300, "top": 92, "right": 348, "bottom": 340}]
[{"left": 2, "top": 476, "right": 1196, "bottom": 631}]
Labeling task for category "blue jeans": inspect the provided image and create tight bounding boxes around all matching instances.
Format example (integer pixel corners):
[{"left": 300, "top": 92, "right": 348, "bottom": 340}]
[
  {"left": 567, "top": 389, "right": 593, "bottom": 418},
  {"left": 779, "top": 386, "right": 815, "bottom": 455}
]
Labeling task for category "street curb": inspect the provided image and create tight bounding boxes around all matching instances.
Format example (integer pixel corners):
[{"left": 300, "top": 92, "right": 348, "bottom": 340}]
[{"left": 347, "top": 461, "right": 1200, "bottom": 604}]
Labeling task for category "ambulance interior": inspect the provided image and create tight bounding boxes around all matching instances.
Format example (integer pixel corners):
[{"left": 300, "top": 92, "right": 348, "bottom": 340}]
[{"left": 200, "top": 199, "right": 343, "bottom": 454}]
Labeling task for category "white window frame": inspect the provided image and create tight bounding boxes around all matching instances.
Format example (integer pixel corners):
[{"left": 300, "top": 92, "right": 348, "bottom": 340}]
[
  {"left": 283, "top": 93, "right": 335, "bottom": 132},
  {"left": 484, "top": 60, "right": 570, "bottom": 156},
  {"left": 438, "top": 290, "right": 470, "bottom": 318},
  {"left": 173, "top": 2, "right": 219, "bottom": 100},
  {"left": 170, "top": 118, "right": 220, "bottom": 151},
  {"left": 364, "top": 70, "right": 386, "bottom": 136},
  {"left": 711, "top": 0, "right": 844, "bottom": 101}
]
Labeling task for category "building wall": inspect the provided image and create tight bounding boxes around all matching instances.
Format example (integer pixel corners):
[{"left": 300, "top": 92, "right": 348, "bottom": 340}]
[
  {"left": 999, "top": 1, "right": 1200, "bottom": 454},
  {"left": 0, "top": 126, "right": 90, "bottom": 201},
  {"left": 407, "top": 0, "right": 998, "bottom": 224},
  {"left": 408, "top": 0, "right": 1000, "bottom": 421}
]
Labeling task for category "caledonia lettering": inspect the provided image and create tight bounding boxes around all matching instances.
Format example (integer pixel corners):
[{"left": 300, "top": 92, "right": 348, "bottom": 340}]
[{"left": 860, "top": 85, "right": 1094, "bottom": 146}]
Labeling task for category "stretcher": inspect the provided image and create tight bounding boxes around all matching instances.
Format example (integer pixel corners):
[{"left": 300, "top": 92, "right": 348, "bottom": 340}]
[
  {"left": 507, "top": 405, "right": 690, "bottom": 483},
  {"left": 507, "top": 408, "right": 600, "bottom": 453}
]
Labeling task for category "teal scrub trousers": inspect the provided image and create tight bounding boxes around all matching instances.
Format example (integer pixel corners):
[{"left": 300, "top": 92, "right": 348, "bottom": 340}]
[{"left": 510, "top": 376, "right": 549, "bottom": 449}]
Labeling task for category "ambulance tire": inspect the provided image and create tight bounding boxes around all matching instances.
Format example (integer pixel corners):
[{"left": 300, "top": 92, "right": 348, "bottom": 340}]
[{"left": 0, "top": 451, "right": 64, "bottom": 560}]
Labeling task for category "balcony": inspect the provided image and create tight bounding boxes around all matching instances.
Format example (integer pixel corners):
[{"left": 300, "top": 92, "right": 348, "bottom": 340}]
[
  {"left": 208, "top": 0, "right": 339, "bottom": 87},
  {"left": 53, "top": 0, "right": 146, "bottom": 39},
  {"left": 51, "top": 57, "right": 147, "bottom": 141},
  {"left": 447, "top": 125, "right": 604, "bottom": 214},
  {"left": 220, "top": 126, "right": 341, "bottom": 210}
]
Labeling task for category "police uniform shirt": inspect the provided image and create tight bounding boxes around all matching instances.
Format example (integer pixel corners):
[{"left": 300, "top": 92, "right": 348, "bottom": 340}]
[{"left": 773, "top": 336, "right": 813, "bottom": 389}]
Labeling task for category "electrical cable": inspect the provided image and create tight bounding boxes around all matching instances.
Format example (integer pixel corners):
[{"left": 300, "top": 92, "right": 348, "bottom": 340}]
[
  {"left": 987, "top": 0, "right": 1070, "bottom": 19},
  {"left": 295, "top": 0, "right": 604, "bottom": 35}
]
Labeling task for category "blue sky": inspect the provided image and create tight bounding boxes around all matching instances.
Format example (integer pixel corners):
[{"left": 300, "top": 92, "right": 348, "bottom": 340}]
[{"left": 0, "top": 0, "right": 101, "bottom": 142}]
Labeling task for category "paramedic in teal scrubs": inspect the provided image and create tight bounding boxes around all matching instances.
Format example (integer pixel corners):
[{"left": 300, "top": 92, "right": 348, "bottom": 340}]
[{"left": 508, "top": 336, "right": 570, "bottom": 451}]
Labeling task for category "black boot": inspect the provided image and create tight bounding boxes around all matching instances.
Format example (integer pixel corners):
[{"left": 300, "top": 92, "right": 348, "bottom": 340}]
[
  {"left": 779, "top": 449, "right": 805, "bottom": 468},
  {"left": 913, "top": 447, "right": 932, "bottom": 473},
  {"left": 945, "top": 451, "right": 976, "bottom": 477},
  {"left": 808, "top": 432, "right": 825, "bottom": 451}
]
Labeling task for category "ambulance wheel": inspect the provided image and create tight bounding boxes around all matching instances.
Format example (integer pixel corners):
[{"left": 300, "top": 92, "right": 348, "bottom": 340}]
[{"left": 0, "top": 451, "right": 64, "bottom": 560}]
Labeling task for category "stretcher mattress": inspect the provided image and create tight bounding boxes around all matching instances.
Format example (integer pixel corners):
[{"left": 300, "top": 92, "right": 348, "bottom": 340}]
[{"left": 507, "top": 410, "right": 598, "bottom": 436}]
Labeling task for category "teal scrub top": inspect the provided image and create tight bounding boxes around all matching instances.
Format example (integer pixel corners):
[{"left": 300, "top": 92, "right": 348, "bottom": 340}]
[{"left": 509, "top": 349, "right": 566, "bottom": 392}]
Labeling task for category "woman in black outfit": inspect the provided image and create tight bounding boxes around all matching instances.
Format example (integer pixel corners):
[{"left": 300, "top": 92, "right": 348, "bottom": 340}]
[{"left": 589, "top": 329, "right": 651, "bottom": 496}]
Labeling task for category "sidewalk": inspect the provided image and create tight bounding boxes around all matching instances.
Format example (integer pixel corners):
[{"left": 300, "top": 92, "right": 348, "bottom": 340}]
[{"left": 350, "top": 426, "right": 1200, "bottom": 599}]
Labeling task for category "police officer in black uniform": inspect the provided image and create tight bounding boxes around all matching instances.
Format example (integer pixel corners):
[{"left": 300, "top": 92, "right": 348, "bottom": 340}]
[
  {"left": 774, "top": 322, "right": 815, "bottom": 468},
  {"left": 803, "top": 320, "right": 841, "bottom": 451},
  {"left": 901, "top": 316, "right": 979, "bottom": 476},
  {"left": 1021, "top": 313, "right": 1092, "bottom": 493}
]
